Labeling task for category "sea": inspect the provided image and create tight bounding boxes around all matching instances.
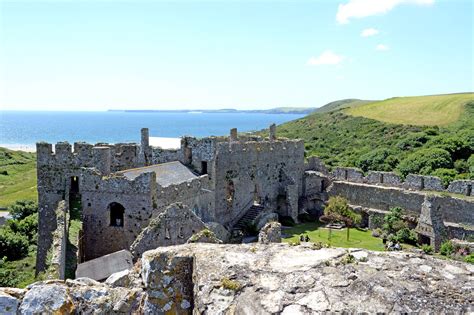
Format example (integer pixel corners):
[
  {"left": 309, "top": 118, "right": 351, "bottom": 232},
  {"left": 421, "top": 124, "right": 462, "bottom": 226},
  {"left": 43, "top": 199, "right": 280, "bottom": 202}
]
[{"left": 0, "top": 111, "right": 304, "bottom": 151}]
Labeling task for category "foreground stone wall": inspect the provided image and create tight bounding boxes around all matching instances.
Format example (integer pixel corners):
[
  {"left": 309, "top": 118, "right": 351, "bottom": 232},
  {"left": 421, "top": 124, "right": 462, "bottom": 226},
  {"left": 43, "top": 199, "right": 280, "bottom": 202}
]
[{"left": 2, "top": 243, "right": 473, "bottom": 314}]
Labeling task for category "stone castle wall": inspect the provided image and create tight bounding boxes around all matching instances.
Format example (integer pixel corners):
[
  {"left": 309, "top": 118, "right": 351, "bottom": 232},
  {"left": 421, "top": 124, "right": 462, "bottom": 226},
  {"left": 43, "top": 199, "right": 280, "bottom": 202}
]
[
  {"left": 330, "top": 166, "right": 473, "bottom": 196},
  {"left": 213, "top": 139, "right": 305, "bottom": 225},
  {"left": 155, "top": 175, "right": 214, "bottom": 222},
  {"left": 328, "top": 181, "right": 474, "bottom": 227},
  {"left": 80, "top": 170, "right": 156, "bottom": 261}
]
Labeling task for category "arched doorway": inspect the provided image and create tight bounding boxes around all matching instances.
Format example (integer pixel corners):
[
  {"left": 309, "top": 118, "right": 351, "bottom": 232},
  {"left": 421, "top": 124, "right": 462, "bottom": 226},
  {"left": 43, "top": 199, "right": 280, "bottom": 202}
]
[{"left": 108, "top": 202, "right": 125, "bottom": 227}]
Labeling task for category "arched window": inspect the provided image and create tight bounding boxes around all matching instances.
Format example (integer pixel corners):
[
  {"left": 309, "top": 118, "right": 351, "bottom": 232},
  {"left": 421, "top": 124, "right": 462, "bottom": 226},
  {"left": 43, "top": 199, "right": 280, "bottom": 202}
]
[{"left": 109, "top": 202, "right": 125, "bottom": 227}]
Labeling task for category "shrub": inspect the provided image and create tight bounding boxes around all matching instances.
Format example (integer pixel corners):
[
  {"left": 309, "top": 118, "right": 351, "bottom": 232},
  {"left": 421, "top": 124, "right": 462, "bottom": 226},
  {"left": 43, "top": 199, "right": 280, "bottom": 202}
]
[
  {"left": 356, "top": 148, "right": 397, "bottom": 172},
  {"left": 464, "top": 253, "right": 474, "bottom": 264},
  {"left": 429, "top": 134, "right": 471, "bottom": 160},
  {"left": 0, "top": 229, "right": 29, "bottom": 261},
  {"left": 454, "top": 159, "right": 469, "bottom": 173},
  {"left": 396, "top": 132, "right": 428, "bottom": 150},
  {"left": 468, "top": 154, "right": 474, "bottom": 174},
  {"left": 421, "top": 244, "right": 433, "bottom": 255},
  {"left": 440, "top": 240, "right": 454, "bottom": 256},
  {"left": 431, "top": 168, "right": 458, "bottom": 187},
  {"left": 394, "top": 228, "right": 417, "bottom": 245},
  {"left": 8, "top": 200, "right": 38, "bottom": 220},
  {"left": 397, "top": 148, "right": 452, "bottom": 176},
  {"left": 7, "top": 213, "right": 38, "bottom": 243},
  {"left": 371, "top": 228, "right": 383, "bottom": 238},
  {"left": 382, "top": 207, "right": 405, "bottom": 235}
]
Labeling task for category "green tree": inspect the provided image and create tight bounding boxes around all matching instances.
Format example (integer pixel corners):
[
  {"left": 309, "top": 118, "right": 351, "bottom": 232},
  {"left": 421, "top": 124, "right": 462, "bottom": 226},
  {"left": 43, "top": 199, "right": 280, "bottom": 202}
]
[
  {"left": 322, "top": 196, "right": 361, "bottom": 241},
  {"left": 0, "top": 229, "right": 29, "bottom": 261},
  {"left": 382, "top": 207, "right": 406, "bottom": 235},
  {"left": 397, "top": 148, "right": 452, "bottom": 176},
  {"left": 8, "top": 200, "right": 38, "bottom": 220},
  {"left": 7, "top": 213, "right": 38, "bottom": 244}
]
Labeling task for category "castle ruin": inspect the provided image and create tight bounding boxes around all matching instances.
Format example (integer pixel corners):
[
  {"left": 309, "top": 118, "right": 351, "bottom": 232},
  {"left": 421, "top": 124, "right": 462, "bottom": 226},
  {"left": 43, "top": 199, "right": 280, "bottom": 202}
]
[{"left": 36, "top": 127, "right": 474, "bottom": 275}]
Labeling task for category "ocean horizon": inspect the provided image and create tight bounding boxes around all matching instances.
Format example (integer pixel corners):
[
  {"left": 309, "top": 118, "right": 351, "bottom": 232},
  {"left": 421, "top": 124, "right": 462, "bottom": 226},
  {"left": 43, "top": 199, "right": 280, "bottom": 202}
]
[{"left": 0, "top": 111, "right": 304, "bottom": 151}]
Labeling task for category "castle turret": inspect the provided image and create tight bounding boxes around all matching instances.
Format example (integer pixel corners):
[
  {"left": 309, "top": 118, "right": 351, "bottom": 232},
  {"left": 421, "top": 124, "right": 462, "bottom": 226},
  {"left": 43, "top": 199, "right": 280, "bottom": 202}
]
[
  {"left": 93, "top": 146, "right": 111, "bottom": 175},
  {"left": 139, "top": 128, "right": 150, "bottom": 166},
  {"left": 269, "top": 123, "right": 276, "bottom": 141},
  {"left": 230, "top": 128, "right": 238, "bottom": 142},
  {"left": 36, "top": 142, "right": 53, "bottom": 166}
]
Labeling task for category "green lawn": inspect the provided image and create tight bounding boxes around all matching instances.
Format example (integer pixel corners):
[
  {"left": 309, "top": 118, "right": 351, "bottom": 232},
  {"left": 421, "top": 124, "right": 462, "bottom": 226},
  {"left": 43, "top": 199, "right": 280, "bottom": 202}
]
[
  {"left": 345, "top": 93, "right": 474, "bottom": 126},
  {"left": 0, "top": 147, "right": 37, "bottom": 208},
  {"left": 282, "top": 222, "right": 386, "bottom": 251}
]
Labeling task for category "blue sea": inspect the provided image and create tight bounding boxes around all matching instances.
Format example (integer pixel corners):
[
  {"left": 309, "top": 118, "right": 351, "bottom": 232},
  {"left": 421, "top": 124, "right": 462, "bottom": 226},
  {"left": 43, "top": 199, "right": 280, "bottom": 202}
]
[{"left": 0, "top": 111, "right": 303, "bottom": 150}]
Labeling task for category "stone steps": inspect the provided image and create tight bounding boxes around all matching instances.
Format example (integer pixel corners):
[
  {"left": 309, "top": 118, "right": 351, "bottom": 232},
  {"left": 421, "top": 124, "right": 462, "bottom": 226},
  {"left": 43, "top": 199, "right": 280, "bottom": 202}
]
[{"left": 233, "top": 204, "right": 264, "bottom": 230}]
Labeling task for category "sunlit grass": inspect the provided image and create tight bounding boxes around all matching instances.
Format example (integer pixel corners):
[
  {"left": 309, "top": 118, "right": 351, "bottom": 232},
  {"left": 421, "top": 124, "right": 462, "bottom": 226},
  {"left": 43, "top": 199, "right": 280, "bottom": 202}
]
[
  {"left": 345, "top": 93, "right": 474, "bottom": 126},
  {"left": 282, "top": 222, "right": 386, "bottom": 251}
]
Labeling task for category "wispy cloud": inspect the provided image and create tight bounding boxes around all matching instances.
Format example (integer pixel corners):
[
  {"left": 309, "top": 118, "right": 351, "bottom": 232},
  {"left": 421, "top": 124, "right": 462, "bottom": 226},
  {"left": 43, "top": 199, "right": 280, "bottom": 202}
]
[
  {"left": 376, "top": 44, "right": 389, "bottom": 51},
  {"left": 361, "top": 28, "right": 379, "bottom": 37},
  {"left": 337, "top": 0, "right": 434, "bottom": 24},
  {"left": 307, "top": 50, "right": 344, "bottom": 66}
]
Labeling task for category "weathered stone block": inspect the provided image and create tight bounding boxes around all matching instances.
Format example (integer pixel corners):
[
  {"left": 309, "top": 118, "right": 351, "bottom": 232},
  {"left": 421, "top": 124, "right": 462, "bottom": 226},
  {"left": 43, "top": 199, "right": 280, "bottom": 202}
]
[
  {"left": 447, "top": 180, "right": 473, "bottom": 196},
  {"left": 76, "top": 250, "right": 133, "bottom": 281},
  {"left": 404, "top": 174, "right": 424, "bottom": 190},
  {"left": 258, "top": 221, "right": 282, "bottom": 243},
  {"left": 423, "top": 176, "right": 445, "bottom": 191},
  {"left": 19, "top": 284, "right": 75, "bottom": 314}
]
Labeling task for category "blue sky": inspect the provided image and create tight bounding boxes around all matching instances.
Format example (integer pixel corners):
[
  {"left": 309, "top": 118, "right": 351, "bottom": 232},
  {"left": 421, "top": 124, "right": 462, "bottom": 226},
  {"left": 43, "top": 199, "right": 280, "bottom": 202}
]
[{"left": 0, "top": 0, "right": 472, "bottom": 111}]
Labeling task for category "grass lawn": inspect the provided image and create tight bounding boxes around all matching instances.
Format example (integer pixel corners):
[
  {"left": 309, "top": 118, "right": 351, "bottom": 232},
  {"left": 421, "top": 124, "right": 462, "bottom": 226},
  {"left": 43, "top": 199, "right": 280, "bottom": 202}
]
[
  {"left": 0, "top": 147, "right": 37, "bottom": 208},
  {"left": 345, "top": 93, "right": 474, "bottom": 126},
  {"left": 282, "top": 222, "right": 386, "bottom": 251}
]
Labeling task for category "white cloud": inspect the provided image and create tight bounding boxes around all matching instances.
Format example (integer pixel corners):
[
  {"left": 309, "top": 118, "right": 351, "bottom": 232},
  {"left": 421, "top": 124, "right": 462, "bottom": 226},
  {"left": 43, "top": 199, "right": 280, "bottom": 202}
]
[
  {"left": 337, "top": 0, "right": 434, "bottom": 24},
  {"left": 307, "top": 50, "right": 344, "bottom": 66},
  {"left": 376, "top": 44, "right": 389, "bottom": 51},
  {"left": 361, "top": 28, "right": 379, "bottom": 37}
]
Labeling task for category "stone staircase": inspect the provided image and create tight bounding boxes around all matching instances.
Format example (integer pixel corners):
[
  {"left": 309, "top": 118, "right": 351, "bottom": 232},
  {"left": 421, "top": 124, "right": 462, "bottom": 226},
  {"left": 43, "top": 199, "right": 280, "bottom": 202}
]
[{"left": 233, "top": 204, "right": 264, "bottom": 232}]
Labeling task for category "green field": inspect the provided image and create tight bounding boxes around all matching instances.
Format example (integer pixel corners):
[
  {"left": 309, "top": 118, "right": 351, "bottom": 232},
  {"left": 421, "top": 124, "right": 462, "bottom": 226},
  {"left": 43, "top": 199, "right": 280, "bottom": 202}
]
[
  {"left": 272, "top": 93, "right": 474, "bottom": 180},
  {"left": 345, "top": 93, "right": 474, "bottom": 126},
  {"left": 282, "top": 222, "right": 385, "bottom": 251},
  {"left": 0, "top": 148, "right": 37, "bottom": 208}
]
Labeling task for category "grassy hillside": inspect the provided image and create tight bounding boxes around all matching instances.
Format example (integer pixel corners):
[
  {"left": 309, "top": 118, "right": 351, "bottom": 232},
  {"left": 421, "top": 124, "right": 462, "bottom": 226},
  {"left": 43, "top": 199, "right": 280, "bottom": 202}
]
[
  {"left": 314, "top": 99, "right": 375, "bottom": 113},
  {"left": 274, "top": 94, "right": 474, "bottom": 182},
  {"left": 346, "top": 93, "right": 474, "bottom": 126},
  {"left": 0, "top": 148, "right": 37, "bottom": 208}
]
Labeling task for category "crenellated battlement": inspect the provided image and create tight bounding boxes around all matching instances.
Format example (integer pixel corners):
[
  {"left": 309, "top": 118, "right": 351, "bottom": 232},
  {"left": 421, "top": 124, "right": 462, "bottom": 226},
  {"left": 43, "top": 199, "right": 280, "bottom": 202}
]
[
  {"left": 216, "top": 139, "right": 305, "bottom": 156},
  {"left": 325, "top": 163, "right": 473, "bottom": 197},
  {"left": 36, "top": 140, "right": 142, "bottom": 173}
]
